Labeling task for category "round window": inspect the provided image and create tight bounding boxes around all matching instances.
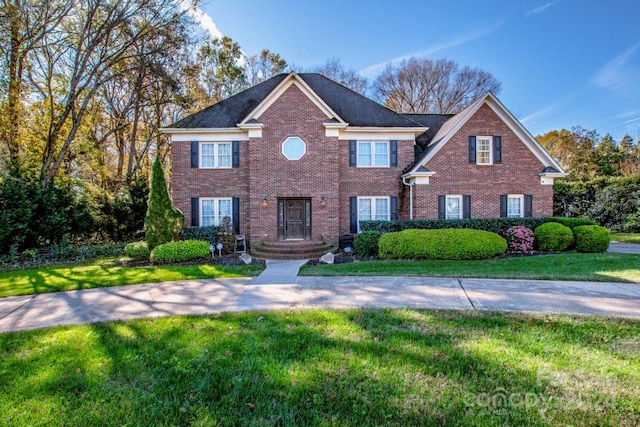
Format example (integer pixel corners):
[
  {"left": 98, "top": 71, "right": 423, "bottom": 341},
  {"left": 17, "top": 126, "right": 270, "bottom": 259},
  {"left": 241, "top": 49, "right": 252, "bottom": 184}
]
[{"left": 282, "top": 136, "right": 306, "bottom": 160}]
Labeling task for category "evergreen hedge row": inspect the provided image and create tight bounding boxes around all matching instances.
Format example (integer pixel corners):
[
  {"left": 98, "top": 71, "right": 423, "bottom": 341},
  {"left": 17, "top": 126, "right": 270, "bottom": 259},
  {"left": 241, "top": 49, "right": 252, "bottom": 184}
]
[{"left": 359, "top": 217, "right": 596, "bottom": 236}]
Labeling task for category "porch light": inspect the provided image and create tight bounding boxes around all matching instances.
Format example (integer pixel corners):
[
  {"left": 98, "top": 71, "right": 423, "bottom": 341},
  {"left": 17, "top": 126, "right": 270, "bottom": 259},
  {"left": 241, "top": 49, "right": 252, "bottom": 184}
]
[
  {"left": 261, "top": 197, "right": 269, "bottom": 208},
  {"left": 319, "top": 196, "right": 327, "bottom": 207}
]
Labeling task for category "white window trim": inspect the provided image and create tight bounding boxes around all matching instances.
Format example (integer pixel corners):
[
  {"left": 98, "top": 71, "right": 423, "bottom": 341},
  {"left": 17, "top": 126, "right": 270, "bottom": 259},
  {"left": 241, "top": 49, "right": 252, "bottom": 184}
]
[
  {"left": 507, "top": 194, "right": 524, "bottom": 218},
  {"left": 199, "top": 142, "right": 232, "bottom": 169},
  {"left": 356, "top": 141, "right": 390, "bottom": 168},
  {"left": 445, "top": 195, "right": 463, "bottom": 220},
  {"left": 476, "top": 136, "right": 493, "bottom": 165},
  {"left": 357, "top": 196, "right": 390, "bottom": 232},
  {"left": 200, "top": 197, "right": 233, "bottom": 227},
  {"left": 281, "top": 136, "right": 306, "bottom": 160}
]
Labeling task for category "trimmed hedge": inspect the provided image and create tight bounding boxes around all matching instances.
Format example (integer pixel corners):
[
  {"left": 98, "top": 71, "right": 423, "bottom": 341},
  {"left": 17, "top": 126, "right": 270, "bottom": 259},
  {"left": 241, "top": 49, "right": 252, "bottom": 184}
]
[
  {"left": 182, "top": 226, "right": 218, "bottom": 243},
  {"left": 124, "top": 241, "right": 150, "bottom": 260},
  {"left": 378, "top": 229, "right": 507, "bottom": 260},
  {"left": 354, "top": 231, "right": 381, "bottom": 256},
  {"left": 534, "top": 222, "right": 574, "bottom": 252},
  {"left": 546, "top": 217, "right": 597, "bottom": 229},
  {"left": 150, "top": 240, "right": 210, "bottom": 263},
  {"left": 360, "top": 217, "right": 598, "bottom": 236},
  {"left": 574, "top": 225, "right": 610, "bottom": 253}
]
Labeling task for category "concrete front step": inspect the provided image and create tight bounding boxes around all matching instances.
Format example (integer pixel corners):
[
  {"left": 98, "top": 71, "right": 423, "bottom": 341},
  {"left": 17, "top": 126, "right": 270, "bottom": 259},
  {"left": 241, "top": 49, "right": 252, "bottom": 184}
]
[{"left": 251, "top": 240, "right": 334, "bottom": 260}]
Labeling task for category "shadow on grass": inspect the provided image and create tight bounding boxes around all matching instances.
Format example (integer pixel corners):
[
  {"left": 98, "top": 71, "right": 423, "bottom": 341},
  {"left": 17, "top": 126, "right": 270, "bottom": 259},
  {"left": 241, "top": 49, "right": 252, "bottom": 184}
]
[{"left": 1, "top": 310, "right": 638, "bottom": 425}]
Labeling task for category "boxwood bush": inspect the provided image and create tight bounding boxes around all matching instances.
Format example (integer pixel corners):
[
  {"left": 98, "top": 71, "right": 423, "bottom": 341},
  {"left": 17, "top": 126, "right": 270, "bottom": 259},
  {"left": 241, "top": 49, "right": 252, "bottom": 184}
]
[
  {"left": 354, "top": 230, "right": 381, "bottom": 256},
  {"left": 546, "top": 216, "right": 597, "bottom": 229},
  {"left": 378, "top": 229, "right": 507, "bottom": 260},
  {"left": 124, "top": 241, "right": 150, "bottom": 260},
  {"left": 182, "top": 226, "right": 218, "bottom": 243},
  {"left": 573, "top": 225, "right": 610, "bottom": 253},
  {"left": 534, "top": 222, "right": 574, "bottom": 252},
  {"left": 150, "top": 240, "right": 210, "bottom": 263}
]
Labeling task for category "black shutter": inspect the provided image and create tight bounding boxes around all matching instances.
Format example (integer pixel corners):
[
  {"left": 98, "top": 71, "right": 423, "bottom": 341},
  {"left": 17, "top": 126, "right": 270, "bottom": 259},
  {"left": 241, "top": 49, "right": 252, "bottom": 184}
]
[
  {"left": 390, "top": 196, "right": 398, "bottom": 221},
  {"left": 524, "top": 195, "right": 533, "bottom": 218},
  {"left": 349, "top": 196, "right": 358, "bottom": 233},
  {"left": 463, "top": 195, "right": 471, "bottom": 219},
  {"left": 232, "top": 141, "right": 239, "bottom": 168},
  {"left": 232, "top": 197, "right": 240, "bottom": 233},
  {"left": 494, "top": 136, "right": 502, "bottom": 164},
  {"left": 438, "top": 195, "right": 446, "bottom": 219},
  {"left": 468, "top": 136, "right": 476, "bottom": 164},
  {"left": 191, "top": 141, "right": 198, "bottom": 168},
  {"left": 390, "top": 140, "right": 398, "bottom": 167},
  {"left": 349, "top": 140, "right": 356, "bottom": 167},
  {"left": 500, "top": 195, "right": 507, "bottom": 218},
  {"left": 191, "top": 198, "right": 199, "bottom": 226}
]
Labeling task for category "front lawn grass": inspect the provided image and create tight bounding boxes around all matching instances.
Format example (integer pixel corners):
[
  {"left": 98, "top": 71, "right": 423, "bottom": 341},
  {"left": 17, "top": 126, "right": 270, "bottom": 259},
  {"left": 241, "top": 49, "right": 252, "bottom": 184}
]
[
  {"left": 301, "top": 253, "right": 640, "bottom": 283},
  {"left": 0, "top": 310, "right": 638, "bottom": 426},
  {"left": 612, "top": 233, "right": 640, "bottom": 244},
  {"left": 0, "top": 259, "right": 262, "bottom": 298}
]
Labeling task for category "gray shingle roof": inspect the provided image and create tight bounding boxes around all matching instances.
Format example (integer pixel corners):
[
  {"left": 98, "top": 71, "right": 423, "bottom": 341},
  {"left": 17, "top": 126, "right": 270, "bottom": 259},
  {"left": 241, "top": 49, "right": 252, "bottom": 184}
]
[{"left": 167, "top": 73, "right": 428, "bottom": 129}]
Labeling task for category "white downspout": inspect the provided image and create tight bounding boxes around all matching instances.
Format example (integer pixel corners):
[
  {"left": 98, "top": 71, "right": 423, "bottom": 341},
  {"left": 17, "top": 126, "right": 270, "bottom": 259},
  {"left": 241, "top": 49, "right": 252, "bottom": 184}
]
[{"left": 401, "top": 176, "right": 414, "bottom": 220}]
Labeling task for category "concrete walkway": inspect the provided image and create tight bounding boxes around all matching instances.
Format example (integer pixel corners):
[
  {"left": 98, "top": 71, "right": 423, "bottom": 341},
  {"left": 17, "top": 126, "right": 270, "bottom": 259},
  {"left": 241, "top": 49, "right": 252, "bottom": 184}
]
[
  {"left": 609, "top": 242, "right": 640, "bottom": 254},
  {"left": 1, "top": 273, "right": 639, "bottom": 333}
]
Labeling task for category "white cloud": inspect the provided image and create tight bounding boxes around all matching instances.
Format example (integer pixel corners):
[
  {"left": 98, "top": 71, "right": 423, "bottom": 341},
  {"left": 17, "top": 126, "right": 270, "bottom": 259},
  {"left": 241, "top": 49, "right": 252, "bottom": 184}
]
[
  {"left": 592, "top": 42, "right": 640, "bottom": 96},
  {"left": 359, "top": 20, "right": 505, "bottom": 77},
  {"left": 526, "top": 2, "right": 555, "bottom": 15},
  {"left": 178, "top": 1, "right": 223, "bottom": 38}
]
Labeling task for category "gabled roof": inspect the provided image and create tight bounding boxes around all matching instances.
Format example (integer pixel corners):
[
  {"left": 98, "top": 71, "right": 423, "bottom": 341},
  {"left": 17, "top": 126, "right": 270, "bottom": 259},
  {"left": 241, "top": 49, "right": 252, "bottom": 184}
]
[
  {"left": 405, "top": 92, "right": 566, "bottom": 175},
  {"left": 167, "top": 72, "right": 422, "bottom": 129}
]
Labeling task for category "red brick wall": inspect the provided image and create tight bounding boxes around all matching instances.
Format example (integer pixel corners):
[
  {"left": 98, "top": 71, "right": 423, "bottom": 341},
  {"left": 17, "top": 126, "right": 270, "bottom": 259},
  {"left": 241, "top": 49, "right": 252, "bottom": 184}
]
[
  {"left": 171, "top": 141, "right": 249, "bottom": 229},
  {"left": 413, "top": 104, "right": 553, "bottom": 218}
]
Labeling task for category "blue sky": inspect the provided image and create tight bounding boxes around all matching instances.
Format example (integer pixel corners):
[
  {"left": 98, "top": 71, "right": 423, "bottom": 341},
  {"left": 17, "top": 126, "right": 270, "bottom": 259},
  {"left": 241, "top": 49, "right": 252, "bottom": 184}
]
[{"left": 197, "top": 0, "right": 640, "bottom": 141}]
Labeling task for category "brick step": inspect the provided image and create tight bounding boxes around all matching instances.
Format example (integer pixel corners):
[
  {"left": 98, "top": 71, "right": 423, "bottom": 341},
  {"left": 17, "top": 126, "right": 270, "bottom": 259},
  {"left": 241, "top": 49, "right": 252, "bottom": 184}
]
[{"left": 251, "top": 240, "right": 335, "bottom": 260}]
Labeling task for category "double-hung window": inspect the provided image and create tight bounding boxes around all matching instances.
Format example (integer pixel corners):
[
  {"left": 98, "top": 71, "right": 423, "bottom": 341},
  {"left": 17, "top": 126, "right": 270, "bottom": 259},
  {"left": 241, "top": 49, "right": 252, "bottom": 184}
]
[
  {"left": 200, "top": 198, "right": 232, "bottom": 226},
  {"left": 445, "top": 195, "right": 463, "bottom": 220},
  {"left": 200, "top": 142, "right": 232, "bottom": 168},
  {"left": 507, "top": 194, "right": 524, "bottom": 218},
  {"left": 476, "top": 136, "right": 493, "bottom": 165},
  {"left": 357, "top": 197, "right": 389, "bottom": 231},
  {"left": 357, "top": 141, "right": 389, "bottom": 167}
]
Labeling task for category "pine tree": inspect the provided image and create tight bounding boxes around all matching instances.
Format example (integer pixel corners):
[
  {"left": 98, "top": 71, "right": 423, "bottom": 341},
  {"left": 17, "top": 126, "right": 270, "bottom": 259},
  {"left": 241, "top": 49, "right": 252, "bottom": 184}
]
[{"left": 144, "top": 156, "right": 183, "bottom": 250}]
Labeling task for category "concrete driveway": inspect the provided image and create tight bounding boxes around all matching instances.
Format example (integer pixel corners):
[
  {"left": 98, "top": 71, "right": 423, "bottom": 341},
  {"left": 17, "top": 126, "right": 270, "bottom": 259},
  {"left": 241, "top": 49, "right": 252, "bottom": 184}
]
[{"left": 1, "top": 275, "right": 639, "bottom": 333}]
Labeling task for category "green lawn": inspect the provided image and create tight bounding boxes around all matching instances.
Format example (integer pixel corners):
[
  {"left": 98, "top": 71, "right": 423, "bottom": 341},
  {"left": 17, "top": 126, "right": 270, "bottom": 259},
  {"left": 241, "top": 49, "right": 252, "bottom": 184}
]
[
  {"left": 0, "top": 259, "right": 262, "bottom": 298},
  {"left": 0, "top": 310, "right": 637, "bottom": 426},
  {"left": 301, "top": 253, "right": 640, "bottom": 283},
  {"left": 612, "top": 233, "right": 640, "bottom": 244}
]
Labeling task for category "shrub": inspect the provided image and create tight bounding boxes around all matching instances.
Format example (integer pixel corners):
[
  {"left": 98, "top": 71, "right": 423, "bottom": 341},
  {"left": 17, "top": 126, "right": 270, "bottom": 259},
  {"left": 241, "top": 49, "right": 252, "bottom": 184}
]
[
  {"left": 378, "top": 229, "right": 507, "bottom": 260},
  {"left": 573, "top": 225, "right": 610, "bottom": 253},
  {"left": 145, "top": 156, "right": 184, "bottom": 251},
  {"left": 182, "top": 226, "right": 218, "bottom": 243},
  {"left": 534, "top": 222, "right": 574, "bottom": 252},
  {"left": 124, "top": 241, "right": 150, "bottom": 260},
  {"left": 504, "top": 226, "right": 535, "bottom": 253},
  {"left": 361, "top": 217, "right": 550, "bottom": 237},
  {"left": 150, "top": 240, "right": 210, "bottom": 263},
  {"left": 546, "top": 216, "right": 597, "bottom": 229},
  {"left": 354, "top": 231, "right": 381, "bottom": 256}
]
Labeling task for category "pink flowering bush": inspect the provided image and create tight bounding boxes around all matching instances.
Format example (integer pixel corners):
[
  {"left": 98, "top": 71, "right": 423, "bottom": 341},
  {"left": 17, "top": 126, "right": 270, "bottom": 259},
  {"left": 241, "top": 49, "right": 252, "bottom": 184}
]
[{"left": 504, "top": 226, "right": 535, "bottom": 253}]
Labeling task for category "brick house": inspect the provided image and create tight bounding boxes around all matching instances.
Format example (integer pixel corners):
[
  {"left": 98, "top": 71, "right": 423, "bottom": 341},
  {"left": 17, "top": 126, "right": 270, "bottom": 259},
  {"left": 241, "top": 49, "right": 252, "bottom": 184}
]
[{"left": 162, "top": 72, "right": 565, "bottom": 254}]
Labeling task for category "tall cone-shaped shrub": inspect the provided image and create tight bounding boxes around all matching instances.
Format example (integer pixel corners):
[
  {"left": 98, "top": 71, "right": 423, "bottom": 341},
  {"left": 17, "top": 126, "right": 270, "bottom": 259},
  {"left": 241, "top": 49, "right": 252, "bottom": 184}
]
[{"left": 145, "top": 156, "right": 184, "bottom": 250}]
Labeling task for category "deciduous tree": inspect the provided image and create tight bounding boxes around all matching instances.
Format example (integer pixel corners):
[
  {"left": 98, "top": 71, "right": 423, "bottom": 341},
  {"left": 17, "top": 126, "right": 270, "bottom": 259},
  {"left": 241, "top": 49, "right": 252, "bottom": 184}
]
[{"left": 372, "top": 57, "right": 501, "bottom": 114}]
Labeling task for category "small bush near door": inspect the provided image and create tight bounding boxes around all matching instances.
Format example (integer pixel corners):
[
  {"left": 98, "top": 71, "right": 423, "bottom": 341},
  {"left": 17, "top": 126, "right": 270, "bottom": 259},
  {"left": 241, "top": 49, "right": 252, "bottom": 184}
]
[
  {"left": 574, "top": 225, "right": 611, "bottom": 253},
  {"left": 534, "top": 222, "right": 574, "bottom": 252},
  {"left": 378, "top": 229, "right": 507, "bottom": 260},
  {"left": 354, "top": 231, "right": 381, "bottom": 256}
]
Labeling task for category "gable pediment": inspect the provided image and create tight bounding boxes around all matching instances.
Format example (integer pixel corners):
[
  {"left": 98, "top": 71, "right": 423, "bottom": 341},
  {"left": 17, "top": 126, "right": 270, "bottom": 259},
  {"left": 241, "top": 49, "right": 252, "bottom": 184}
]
[{"left": 239, "top": 73, "right": 346, "bottom": 125}]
